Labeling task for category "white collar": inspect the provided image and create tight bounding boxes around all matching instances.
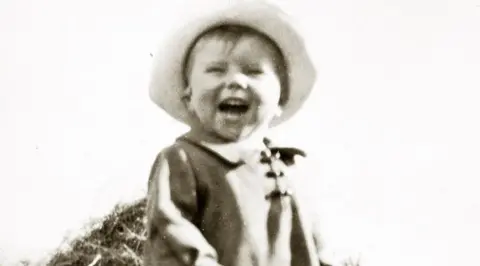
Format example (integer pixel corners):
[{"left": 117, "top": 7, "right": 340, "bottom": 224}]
[{"left": 201, "top": 137, "right": 266, "bottom": 164}]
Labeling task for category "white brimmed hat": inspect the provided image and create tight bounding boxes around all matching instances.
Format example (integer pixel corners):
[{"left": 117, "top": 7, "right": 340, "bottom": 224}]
[{"left": 149, "top": 0, "right": 317, "bottom": 127}]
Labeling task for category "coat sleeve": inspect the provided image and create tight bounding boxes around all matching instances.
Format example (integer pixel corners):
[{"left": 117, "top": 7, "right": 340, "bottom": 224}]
[
  {"left": 296, "top": 157, "right": 361, "bottom": 266},
  {"left": 143, "top": 146, "right": 219, "bottom": 266},
  {"left": 311, "top": 209, "right": 333, "bottom": 266},
  {"left": 290, "top": 155, "right": 336, "bottom": 266}
]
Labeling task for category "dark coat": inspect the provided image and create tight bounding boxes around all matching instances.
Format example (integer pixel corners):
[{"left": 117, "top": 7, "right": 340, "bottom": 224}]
[{"left": 143, "top": 135, "right": 328, "bottom": 266}]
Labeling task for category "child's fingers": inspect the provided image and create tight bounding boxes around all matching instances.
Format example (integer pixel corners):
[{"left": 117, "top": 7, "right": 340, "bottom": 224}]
[{"left": 194, "top": 257, "right": 222, "bottom": 266}]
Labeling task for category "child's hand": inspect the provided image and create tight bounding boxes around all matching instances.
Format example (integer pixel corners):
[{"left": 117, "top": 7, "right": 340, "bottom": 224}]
[{"left": 195, "top": 257, "right": 223, "bottom": 266}]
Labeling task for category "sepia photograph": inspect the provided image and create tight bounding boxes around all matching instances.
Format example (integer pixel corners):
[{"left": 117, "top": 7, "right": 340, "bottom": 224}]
[{"left": 1, "top": 0, "right": 479, "bottom": 265}]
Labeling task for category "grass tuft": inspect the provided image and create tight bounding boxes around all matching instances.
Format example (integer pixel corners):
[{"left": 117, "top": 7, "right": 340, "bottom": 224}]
[{"left": 45, "top": 198, "right": 147, "bottom": 266}]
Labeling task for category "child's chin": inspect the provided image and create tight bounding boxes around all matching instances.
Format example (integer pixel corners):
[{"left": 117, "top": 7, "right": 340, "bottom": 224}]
[
  {"left": 216, "top": 131, "right": 244, "bottom": 142},
  {"left": 215, "top": 127, "right": 251, "bottom": 142}
]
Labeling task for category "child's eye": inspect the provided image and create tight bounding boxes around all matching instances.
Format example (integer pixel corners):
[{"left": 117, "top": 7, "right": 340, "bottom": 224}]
[
  {"left": 205, "top": 66, "right": 226, "bottom": 74},
  {"left": 244, "top": 68, "right": 264, "bottom": 76}
]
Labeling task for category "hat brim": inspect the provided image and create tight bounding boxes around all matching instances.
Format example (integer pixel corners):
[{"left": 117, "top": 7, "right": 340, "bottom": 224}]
[{"left": 149, "top": 1, "right": 317, "bottom": 127}]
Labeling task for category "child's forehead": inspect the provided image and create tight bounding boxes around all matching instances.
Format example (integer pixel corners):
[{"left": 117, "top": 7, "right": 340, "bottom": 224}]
[{"left": 189, "top": 29, "right": 283, "bottom": 62}]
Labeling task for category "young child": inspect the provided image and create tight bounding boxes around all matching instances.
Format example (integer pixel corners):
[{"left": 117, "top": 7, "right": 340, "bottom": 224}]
[{"left": 144, "top": 2, "right": 333, "bottom": 266}]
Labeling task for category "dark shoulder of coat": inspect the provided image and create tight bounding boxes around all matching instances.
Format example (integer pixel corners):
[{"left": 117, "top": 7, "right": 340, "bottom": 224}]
[
  {"left": 263, "top": 137, "right": 307, "bottom": 166},
  {"left": 146, "top": 141, "right": 193, "bottom": 191}
]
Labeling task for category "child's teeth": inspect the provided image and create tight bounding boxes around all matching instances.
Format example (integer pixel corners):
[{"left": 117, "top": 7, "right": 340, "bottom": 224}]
[{"left": 224, "top": 99, "right": 246, "bottom": 105}]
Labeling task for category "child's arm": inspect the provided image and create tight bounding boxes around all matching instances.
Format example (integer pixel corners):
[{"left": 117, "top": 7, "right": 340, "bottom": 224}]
[
  {"left": 300, "top": 164, "right": 358, "bottom": 266},
  {"left": 311, "top": 212, "right": 334, "bottom": 266},
  {"left": 143, "top": 146, "right": 219, "bottom": 266},
  {"left": 291, "top": 154, "right": 337, "bottom": 266}
]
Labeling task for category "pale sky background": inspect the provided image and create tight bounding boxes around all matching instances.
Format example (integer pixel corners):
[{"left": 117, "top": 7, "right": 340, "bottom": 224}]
[{"left": 1, "top": 0, "right": 479, "bottom": 265}]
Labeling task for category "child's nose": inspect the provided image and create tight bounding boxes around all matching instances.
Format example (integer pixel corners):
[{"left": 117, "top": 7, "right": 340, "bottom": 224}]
[{"left": 225, "top": 72, "right": 249, "bottom": 90}]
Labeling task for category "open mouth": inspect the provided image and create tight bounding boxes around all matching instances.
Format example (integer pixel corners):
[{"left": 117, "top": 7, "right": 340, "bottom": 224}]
[{"left": 218, "top": 98, "right": 250, "bottom": 116}]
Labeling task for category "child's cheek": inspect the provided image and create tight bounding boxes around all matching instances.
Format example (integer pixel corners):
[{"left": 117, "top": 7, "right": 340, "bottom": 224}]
[
  {"left": 190, "top": 74, "right": 217, "bottom": 91},
  {"left": 199, "top": 91, "right": 226, "bottom": 122},
  {"left": 192, "top": 89, "right": 217, "bottom": 111},
  {"left": 254, "top": 81, "right": 282, "bottom": 106}
]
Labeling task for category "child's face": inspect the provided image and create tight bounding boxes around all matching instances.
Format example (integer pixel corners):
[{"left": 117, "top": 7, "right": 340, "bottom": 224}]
[{"left": 185, "top": 33, "right": 284, "bottom": 142}]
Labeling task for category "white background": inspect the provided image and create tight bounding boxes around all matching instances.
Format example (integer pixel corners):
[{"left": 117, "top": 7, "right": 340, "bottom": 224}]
[{"left": 1, "top": 0, "right": 479, "bottom": 265}]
